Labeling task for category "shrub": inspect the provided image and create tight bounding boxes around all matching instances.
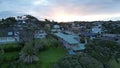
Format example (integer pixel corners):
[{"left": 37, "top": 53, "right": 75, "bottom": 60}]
[
  {"left": 0, "top": 52, "right": 19, "bottom": 62},
  {"left": 35, "top": 36, "right": 59, "bottom": 51},
  {"left": 0, "top": 63, "right": 11, "bottom": 68},
  {"left": 0, "top": 43, "right": 22, "bottom": 52},
  {"left": 54, "top": 53, "right": 103, "bottom": 68}
]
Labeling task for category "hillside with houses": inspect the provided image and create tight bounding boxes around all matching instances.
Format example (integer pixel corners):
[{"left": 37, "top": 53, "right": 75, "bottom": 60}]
[{"left": 0, "top": 15, "right": 120, "bottom": 68}]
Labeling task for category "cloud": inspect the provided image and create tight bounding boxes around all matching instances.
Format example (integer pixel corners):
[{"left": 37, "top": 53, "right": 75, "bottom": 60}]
[
  {"left": 0, "top": 0, "right": 120, "bottom": 21},
  {"left": 33, "top": 0, "right": 50, "bottom": 6},
  {"left": 51, "top": 0, "right": 120, "bottom": 15},
  {"left": 0, "top": 11, "right": 24, "bottom": 18}
]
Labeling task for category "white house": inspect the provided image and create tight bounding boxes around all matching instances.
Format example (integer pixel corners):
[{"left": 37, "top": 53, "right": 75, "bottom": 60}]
[
  {"left": 91, "top": 22, "right": 102, "bottom": 34},
  {"left": 0, "top": 29, "right": 47, "bottom": 44},
  {"left": 92, "top": 26, "right": 102, "bottom": 34},
  {"left": 0, "top": 28, "right": 19, "bottom": 44},
  {"left": 34, "top": 30, "right": 47, "bottom": 39},
  {"left": 51, "top": 25, "right": 61, "bottom": 33},
  {"left": 16, "top": 15, "right": 28, "bottom": 21}
]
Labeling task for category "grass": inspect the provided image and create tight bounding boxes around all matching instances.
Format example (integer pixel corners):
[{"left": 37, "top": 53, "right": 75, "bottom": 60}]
[
  {"left": 0, "top": 36, "right": 67, "bottom": 68},
  {"left": 21, "top": 47, "right": 67, "bottom": 68},
  {"left": 0, "top": 52, "right": 19, "bottom": 62},
  {"left": 2, "top": 52, "right": 19, "bottom": 61},
  {"left": 108, "top": 59, "right": 120, "bottom": 68},
  {"left": 38, "top": 47, "right": 68, "bottom": 68},
  {"left": 0, "top": 47, "right": 67, "bottom": 68},
  {"left": 0, "top": 52, "right": 19, "bottom": 68}
]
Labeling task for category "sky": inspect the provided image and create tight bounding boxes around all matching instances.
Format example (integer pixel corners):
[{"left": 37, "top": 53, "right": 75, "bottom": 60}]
[{"left": 0, "top": 0, "right": 120, "bottom": 22}]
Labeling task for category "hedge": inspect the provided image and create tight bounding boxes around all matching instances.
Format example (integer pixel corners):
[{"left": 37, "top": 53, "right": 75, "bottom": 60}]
[{"left": 0, "top": 43, "right": 22, "bottom": 52}]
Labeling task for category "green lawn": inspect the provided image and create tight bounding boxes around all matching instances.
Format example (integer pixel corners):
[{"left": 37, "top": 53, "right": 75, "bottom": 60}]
[
  {"left": 38, "top": 47, "right": 68, "bottom": 68},
  {"left": 108, "top": 59, "right": 120, "bottom": 68}
]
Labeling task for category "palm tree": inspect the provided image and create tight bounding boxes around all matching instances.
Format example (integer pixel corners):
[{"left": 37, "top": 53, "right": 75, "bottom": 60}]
[{"left": 19, "top": 42, "right": 39, "bottom": 64}]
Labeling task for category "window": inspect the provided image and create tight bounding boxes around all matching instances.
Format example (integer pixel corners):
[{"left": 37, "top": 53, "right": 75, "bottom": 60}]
[
  {"left": 8, "top": 32, "right": 13, "bottom": 35},
  {"left": 15, "top": 32, "right": 19, "bottom": 36}
]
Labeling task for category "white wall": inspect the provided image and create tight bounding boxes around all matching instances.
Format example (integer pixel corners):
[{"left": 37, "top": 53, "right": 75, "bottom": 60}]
[
  {"left": 92, "top": 27, "right": 102, "bottom": 34},
  {"left": 0, "top": 37, "right": 17, "bottom": 44},
  {"left": 34, "top": 33, "right": 46, "bottom": 39}
]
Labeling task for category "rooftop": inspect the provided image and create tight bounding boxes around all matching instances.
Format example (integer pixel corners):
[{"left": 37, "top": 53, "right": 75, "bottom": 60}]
[
  {"left": 73, "top": 43, "right": 85, "bottom": 51},
  {"left": 53, "top": 25, "right": 60, "bottom": 29},
  {"left": 79, "top": 32, "right": 97, "bottom": 37},
  {"left": 55, "top": 32, "right": 79, "bottom": 44}
]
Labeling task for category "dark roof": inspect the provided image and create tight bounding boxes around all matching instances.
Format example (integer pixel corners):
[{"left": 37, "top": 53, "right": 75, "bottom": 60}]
[
  {"left": 100, "top": 36, "right": 118, "bottom": 41},
  {"left": 79, "top": 32, "right": 97, "bottom": 37},
  {"left": 0, "top": 27, "right": 15, "bottom": 37}
]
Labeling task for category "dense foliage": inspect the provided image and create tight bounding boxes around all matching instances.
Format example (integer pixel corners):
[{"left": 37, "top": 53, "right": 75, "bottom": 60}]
[
  {"left": 0, "top": 43, "right": 22, "bottom": 52},
  {"left": 19, "top": 35, "right": 60, "bottom": 64},
  {"left": 54, "top": 53, "right": 103, "bottom": 68},
  {"left": 102, "top": 21, "right": 120, "bottom": 34},
  {"left": 0, "top": 35, "right": 62, "bottom": 68},
  {"left": 85, "top": 40, "right": 120, "bottom": 68},
  {"left": 0, "top": 17, "right": 16, "bottom": 28}
]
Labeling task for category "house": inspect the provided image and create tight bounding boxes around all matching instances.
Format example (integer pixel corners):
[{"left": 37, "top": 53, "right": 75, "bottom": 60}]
[
  {"left": 16, "top": 15, "right": 28, "bottom": 21},
  {"left": 100, "top": 34, "right": 120, "bottom": 44},
  {"left": 51, "top": 25, "right": 61, "bottom": 33},
  {"left": 34, "top": 30, "right": 47, "bottom": 39},
  {"left": 91, "top": 26, "right": 102, "bottom": 34},
  {"left": 0, "top": 27, "right": 19, "bottom": 44},
  {"left": 91, "top": 22, "right": 102, "bottom": 34},
  {"left": 102, "top": 34, "right": 120, "bottom": 37},
  {"left": 79, "top": 32, "right": 97, "bottom": 40},
  {"left": 54, "top": 32, "right": 85, "bottom": 55}
]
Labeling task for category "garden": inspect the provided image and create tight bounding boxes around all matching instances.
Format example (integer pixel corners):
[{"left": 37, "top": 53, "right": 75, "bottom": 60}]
[{"left": 0, "top": 36, "right": 68, "bottom": 68}]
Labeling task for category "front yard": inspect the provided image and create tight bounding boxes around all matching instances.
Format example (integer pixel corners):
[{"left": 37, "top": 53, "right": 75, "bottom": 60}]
[
  {"left": 0, "top": 35, "right": 67, "bottom": 68},
  {"left": 38, "top": 47, "right": 68, "bottom": 68},
  {"left": 0, "top": 43, "right": 67, "bottom": 68}
]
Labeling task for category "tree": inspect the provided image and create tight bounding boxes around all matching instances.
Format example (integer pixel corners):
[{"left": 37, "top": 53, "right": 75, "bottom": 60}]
[
  {"left": 19, "top": 41, "right": 39, "bottom": 64},
  {"left": 54, "top": 53, "right": 103, "bottom": 68},
  {"left": 15, "top": 16, "right": 41, "bottom": 65},
  {"left": 34, "top": 39, "right": 45, "bottom": 51},
  {"left": 45, "top": 19, "right": 51, "bottom": 24},
  {"left": 0, "top": 17, "right": 16, "bottom": 28},
  {"left": 85, "top": 40, "right": 120, "bottom": 68},
  {"left": 18, "top": 19, "right": 38, "bottom": 45},
  {"left": 19, "top": 29, "right": 35, "bottom": 43}
]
